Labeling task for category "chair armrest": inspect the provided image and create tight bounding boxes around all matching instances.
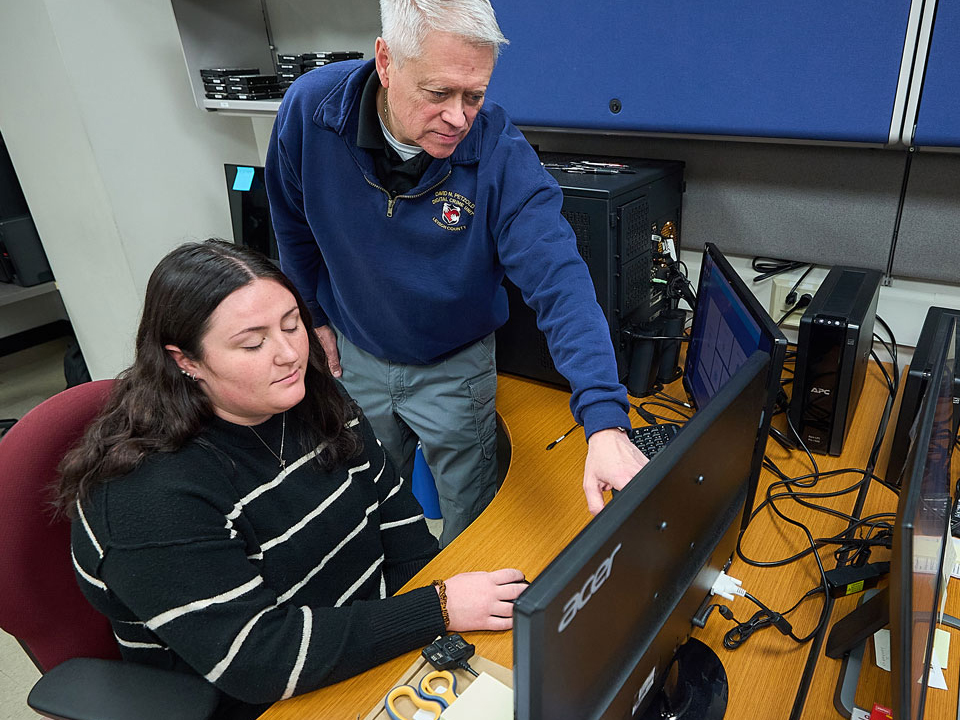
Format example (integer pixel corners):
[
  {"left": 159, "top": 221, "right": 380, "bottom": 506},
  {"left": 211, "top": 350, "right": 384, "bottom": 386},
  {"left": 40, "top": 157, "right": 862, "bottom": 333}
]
[{"left": 27, "top": 657, "right": 220, "bottom": 720}]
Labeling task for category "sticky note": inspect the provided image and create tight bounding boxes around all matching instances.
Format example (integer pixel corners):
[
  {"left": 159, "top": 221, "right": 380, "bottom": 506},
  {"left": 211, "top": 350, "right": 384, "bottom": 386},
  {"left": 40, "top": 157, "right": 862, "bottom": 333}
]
[
  {"left": 232, "top": 166, "right": 255, "bottom": 191},
  {"left": 933, "top": 628, "right": 950, "bottom": 669},
  {"left": 874, "top": 628, "right": 891, "bottom": 671},
  {"left": 941, "top": 536, "right": 956, "bottom": 622},
  {"left": 440, "top": 672, "right": 512, "bottom": 720}
]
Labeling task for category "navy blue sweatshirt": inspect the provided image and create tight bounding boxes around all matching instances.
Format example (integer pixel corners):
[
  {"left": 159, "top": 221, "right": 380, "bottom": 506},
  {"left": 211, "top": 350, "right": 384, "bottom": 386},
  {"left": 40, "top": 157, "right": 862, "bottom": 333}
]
[{"left": 266, "top": 60, "right": 631, "bottom": 438}]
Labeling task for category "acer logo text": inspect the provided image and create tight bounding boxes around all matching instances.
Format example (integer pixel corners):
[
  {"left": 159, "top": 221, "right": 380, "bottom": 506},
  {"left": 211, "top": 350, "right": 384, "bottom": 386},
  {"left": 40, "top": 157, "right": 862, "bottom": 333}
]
[{"left": 558, "top": 543, "right": 622, "bottom": 633}]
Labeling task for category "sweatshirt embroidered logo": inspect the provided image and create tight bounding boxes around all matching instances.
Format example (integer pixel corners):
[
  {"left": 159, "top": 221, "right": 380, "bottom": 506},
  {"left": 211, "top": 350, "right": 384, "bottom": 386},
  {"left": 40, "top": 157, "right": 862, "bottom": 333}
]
[
  {"left": 432, "top": 190, "right": 475, "bottom": 232},
  {"left": 441, "top": 203, "right": 462, "bottom": 225}
]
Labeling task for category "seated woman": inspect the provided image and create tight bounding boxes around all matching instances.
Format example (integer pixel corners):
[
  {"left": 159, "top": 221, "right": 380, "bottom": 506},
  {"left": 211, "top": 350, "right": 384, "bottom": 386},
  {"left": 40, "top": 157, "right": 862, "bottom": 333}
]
[{"left": 56, "top": 240, "right": 526, "bottom": 719}]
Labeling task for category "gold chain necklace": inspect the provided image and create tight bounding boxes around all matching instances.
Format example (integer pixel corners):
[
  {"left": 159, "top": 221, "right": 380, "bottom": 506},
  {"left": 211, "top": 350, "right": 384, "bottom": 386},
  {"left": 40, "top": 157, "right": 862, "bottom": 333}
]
[{"left": 249, "top": 412, "right": 286, "bottom": 470}]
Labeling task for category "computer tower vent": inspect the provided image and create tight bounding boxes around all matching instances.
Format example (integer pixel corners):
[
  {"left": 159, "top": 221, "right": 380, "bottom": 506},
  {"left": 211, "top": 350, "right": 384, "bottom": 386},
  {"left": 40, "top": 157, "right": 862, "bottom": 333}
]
[
  {"left": 623, "top": 257, "right": 650, "bottom": 317},
  {"left": 820, "top": 269, "right": 865, "bottom": 316},
  {"left": 562, "top": 210, "right": 593, "bottom": 263},
  {"left": 620, "top": 198, "right": 648, "bottom": 262}
]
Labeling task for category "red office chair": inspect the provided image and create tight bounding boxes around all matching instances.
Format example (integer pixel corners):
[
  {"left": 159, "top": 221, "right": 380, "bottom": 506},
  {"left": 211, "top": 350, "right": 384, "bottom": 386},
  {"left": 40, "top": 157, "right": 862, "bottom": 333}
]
[{"left": 0, "top": 380, "right": 218, "bottom": 720}]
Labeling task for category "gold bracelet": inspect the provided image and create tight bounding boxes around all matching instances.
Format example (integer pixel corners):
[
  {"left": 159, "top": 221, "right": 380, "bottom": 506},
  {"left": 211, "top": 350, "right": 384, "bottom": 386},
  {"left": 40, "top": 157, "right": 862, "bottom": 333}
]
[{"left": 432, "top": 579, "right": 450, "bottom": 628}]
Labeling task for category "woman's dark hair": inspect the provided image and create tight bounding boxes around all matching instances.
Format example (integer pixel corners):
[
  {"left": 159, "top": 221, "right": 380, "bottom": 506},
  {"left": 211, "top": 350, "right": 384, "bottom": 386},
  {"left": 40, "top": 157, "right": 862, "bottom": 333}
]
[{"left": 56, "top": 239, "right": 360, "bottom": 513}]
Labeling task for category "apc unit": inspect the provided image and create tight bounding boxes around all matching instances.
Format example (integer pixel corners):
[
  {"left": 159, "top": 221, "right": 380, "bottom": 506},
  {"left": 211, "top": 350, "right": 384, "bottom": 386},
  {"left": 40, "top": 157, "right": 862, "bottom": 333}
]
[{"left": 789, "top": 266, "right": 882, "bottom": 456}]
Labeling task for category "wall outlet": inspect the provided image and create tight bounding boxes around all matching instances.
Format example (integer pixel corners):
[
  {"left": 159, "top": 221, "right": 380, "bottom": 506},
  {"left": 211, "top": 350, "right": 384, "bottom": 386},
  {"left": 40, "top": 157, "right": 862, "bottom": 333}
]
[{"left": 769, "top": 277, "right": 822, "bottom": 329}]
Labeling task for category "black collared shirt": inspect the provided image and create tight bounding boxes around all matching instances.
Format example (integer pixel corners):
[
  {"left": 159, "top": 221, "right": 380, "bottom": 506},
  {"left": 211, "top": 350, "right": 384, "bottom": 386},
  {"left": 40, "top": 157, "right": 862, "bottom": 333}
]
[{"left": 357, "top": 69, "right": 434, "bottom": 197}]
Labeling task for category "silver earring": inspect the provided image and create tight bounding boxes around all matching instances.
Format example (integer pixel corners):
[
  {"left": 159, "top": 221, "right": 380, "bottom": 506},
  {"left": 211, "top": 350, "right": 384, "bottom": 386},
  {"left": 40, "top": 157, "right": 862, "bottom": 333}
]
[{"left": 180, "top": 369, "right": 198, "bottom": 382}]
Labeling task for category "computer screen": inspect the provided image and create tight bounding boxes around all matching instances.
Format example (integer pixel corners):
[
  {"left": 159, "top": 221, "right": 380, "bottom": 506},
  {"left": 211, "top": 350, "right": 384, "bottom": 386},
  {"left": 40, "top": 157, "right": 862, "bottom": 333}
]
[
  {"left": 513, "top": 351, "right": 771, "bottom": 720},
  {"left": 684, "top": 243, "right": 788, "bottom": 525},
  {"left": 224, "top": 164, "right": 278, "bottom": 262},
  {"left": 890, "top": 315, "right": 956, "bottom": 720}
]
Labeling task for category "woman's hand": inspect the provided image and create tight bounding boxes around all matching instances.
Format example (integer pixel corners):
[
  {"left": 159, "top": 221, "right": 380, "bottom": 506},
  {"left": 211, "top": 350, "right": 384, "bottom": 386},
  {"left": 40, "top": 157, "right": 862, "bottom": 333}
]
[{"left": 442, "top": 568, "right": 528, "bottom": 632}]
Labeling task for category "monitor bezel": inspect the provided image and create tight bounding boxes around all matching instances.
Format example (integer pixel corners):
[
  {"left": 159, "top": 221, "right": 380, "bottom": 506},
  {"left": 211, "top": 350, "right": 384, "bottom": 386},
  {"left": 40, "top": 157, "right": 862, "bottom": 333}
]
[
  {"left": 683, "top": 242, "right": 789, "bottom": 527},
  {"left": 889, "top": 316, "right": 956, "bottom": 720}
]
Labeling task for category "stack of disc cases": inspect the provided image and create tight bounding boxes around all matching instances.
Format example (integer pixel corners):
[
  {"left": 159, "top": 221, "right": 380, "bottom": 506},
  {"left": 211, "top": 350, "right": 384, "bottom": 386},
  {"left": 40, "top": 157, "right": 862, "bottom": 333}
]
[
  {"left": 275, "top": 51, "right": 364, "bottom": 89},
  {"left": 200, "top": 68, "right": 283, "bottom": 101}
]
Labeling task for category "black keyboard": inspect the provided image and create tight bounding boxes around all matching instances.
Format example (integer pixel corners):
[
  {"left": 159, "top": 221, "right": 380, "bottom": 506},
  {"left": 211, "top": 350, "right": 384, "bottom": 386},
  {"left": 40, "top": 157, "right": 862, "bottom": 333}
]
[{"left": 628, "top": 423, "right": 681, "bottom": 458}]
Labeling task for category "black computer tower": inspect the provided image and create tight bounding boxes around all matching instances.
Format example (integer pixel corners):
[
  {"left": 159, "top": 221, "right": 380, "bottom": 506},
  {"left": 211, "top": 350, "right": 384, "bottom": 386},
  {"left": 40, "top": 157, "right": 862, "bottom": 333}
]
[
  {"left": 0, "top": 134, "right": 53, "bottom": 287},
  {"left": 495, "top": 154, "right": 685, "bottom": 387},
  {"left": 0, "top": 216, "right": 53, "bottom": 287},
  {"left": 885, "top": 306, "right": 960, "bottom": 485},
  {"left": 789, "top": 266, "right": 883, "bottom": 456}
]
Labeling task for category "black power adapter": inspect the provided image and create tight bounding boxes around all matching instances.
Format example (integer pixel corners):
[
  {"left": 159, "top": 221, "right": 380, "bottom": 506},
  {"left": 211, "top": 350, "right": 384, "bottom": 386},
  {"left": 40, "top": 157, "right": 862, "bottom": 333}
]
[{"left": 824, "top": 562, "right": 890, "bottom": 599}]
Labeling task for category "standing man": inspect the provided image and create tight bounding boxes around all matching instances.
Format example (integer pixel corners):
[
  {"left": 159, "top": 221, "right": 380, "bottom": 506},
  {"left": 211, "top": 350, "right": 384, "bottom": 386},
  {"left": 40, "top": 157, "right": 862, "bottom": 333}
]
[{"left": 266, "top": 0, "right": 646, "bottom": 546}]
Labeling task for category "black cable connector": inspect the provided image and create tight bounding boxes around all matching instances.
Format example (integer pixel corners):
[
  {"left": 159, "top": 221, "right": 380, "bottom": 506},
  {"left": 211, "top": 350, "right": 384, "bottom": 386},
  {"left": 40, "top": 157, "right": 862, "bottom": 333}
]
[{"left": 776, "top": 293, "right": 814, "bottom": 327}]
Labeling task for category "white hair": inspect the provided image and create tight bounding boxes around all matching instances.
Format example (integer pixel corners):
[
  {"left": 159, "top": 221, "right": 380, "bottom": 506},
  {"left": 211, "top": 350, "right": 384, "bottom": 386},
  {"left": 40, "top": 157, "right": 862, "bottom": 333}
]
[{"left": 380, "top": 0, "right": 509, "bottom": 66}]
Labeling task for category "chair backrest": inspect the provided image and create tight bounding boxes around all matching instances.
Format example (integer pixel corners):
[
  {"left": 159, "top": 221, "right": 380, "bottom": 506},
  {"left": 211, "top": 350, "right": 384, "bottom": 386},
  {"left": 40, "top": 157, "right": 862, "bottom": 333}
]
[{"left": 0, "top": 379, "right": 121, "bottom": 671}]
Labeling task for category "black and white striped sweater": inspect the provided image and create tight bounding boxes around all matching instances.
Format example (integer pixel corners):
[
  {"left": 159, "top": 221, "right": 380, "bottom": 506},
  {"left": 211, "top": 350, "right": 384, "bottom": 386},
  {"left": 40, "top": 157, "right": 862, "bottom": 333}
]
[{"left": 71, "top": 409, "right": 443, "bottom": 710}]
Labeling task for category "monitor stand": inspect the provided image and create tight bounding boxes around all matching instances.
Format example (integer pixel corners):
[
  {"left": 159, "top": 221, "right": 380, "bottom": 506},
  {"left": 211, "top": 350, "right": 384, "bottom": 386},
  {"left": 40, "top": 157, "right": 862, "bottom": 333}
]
[
  {"left": 828, "top": 588, "right": 960, "bottom": 717},
  {"left": 640, "top": 638, "right": 728, "bottom": 720}
]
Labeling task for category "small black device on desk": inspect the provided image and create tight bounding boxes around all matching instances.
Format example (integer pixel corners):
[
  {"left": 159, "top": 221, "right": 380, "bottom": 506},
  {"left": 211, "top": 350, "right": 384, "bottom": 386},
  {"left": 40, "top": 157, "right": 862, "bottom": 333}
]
[{"left": 788, "top": 265, "right": 882, "bottom": 457}]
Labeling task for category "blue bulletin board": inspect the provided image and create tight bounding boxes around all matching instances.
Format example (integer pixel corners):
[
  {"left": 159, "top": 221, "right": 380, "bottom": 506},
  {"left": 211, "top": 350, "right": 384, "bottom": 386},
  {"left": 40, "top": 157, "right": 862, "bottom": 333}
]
[{"left": 488, "top": 1, "right": 913, "bottom": 144}]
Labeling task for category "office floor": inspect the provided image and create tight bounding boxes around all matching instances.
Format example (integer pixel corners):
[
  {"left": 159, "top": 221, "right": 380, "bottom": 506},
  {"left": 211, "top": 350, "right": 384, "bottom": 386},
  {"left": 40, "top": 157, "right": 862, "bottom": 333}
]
[{"left": 0, "top": 337, "right": 69, "bottom": 720}]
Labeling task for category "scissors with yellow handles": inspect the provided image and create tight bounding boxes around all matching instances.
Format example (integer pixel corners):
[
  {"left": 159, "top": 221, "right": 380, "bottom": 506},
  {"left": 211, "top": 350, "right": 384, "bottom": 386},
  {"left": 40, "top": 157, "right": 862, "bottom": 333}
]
[
  {"left": 417, "top": 670, "right": 458, "bottom": 709},
  {"left": 384, "top": 684, "right": 444, "bottom": 720}
]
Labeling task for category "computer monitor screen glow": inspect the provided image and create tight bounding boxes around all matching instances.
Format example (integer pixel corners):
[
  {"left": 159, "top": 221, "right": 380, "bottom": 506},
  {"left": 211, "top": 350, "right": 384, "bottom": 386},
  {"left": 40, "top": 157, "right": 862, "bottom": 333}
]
[{"left": 891, "top": 316, "right": 957, "bottom": 719}]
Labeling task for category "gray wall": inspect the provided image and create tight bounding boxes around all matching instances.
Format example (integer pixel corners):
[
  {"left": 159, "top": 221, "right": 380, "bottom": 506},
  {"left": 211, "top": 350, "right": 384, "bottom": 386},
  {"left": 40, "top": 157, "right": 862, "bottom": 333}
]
[
  {"left": 0, "top": 0, "right": 261, "bottom": 377},
  {"left": 524, "top": 130, "right": 960, "bottom": 283}
]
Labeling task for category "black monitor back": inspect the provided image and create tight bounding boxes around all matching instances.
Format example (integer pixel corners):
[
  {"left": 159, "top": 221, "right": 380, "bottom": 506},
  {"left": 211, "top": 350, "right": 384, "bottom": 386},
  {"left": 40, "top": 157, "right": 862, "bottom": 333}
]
[
  {"left": 886, "top": 306, "right": 960, "bottom": 486},
  {"left": 513, "top": 350, "right": 770, "bottom": 720}
]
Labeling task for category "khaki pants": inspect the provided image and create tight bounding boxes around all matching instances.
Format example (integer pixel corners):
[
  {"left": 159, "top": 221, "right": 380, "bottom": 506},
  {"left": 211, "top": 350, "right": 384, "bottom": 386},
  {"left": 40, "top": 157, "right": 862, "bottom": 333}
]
[{"left": 334, "top": 329, "right": 499, "bottom": 547}]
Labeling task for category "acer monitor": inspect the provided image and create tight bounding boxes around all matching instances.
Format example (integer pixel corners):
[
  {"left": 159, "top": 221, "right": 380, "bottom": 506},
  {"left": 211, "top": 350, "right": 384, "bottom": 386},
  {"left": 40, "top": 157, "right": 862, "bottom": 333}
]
[
  {"left": 885, "top": 306, "right": 960, "bottom": 487},
  {"left": 826, "top": 316, "right": 957, "bottom": 719},
  {"left": 683, "top": 242, "right": 788, "bottom": 528},
  {"left": 513, "top": 350, "right": 771, "bottom": 720}
]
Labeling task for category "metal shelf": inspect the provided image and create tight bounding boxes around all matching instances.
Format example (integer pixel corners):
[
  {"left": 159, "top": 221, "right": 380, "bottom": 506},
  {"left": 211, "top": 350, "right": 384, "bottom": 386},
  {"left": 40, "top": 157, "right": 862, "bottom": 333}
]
[
  {"left": 202, "top": 98, "right": 282, "bottom": 116},
  {"left": 0, "top": 280, "right": 58, "bottom": 309}
]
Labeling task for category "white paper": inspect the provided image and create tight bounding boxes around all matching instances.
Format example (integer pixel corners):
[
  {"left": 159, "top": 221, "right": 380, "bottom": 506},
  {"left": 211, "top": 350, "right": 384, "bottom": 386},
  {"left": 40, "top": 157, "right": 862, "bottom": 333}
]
[
  {"left": 440, "top": 672, "right": 512, "bottom": 720},
  {"left": 926, "top": 661, "right": 948, "bottom": 690},
  {"left": 951, "top": 537, "right": 960, "bottom": 578},
  {"left": 874, "top": 628, "right": 891, "bottom": 671},
  {"left": 850, "top": 709, "right": 871, "bottom": 720}
]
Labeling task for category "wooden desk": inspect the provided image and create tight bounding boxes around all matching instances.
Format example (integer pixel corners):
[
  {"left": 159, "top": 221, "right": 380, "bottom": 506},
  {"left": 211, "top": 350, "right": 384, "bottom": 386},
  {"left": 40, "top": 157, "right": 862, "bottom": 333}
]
[{"left": 260, "top": 365, "right": 957, "bottom": 720}]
